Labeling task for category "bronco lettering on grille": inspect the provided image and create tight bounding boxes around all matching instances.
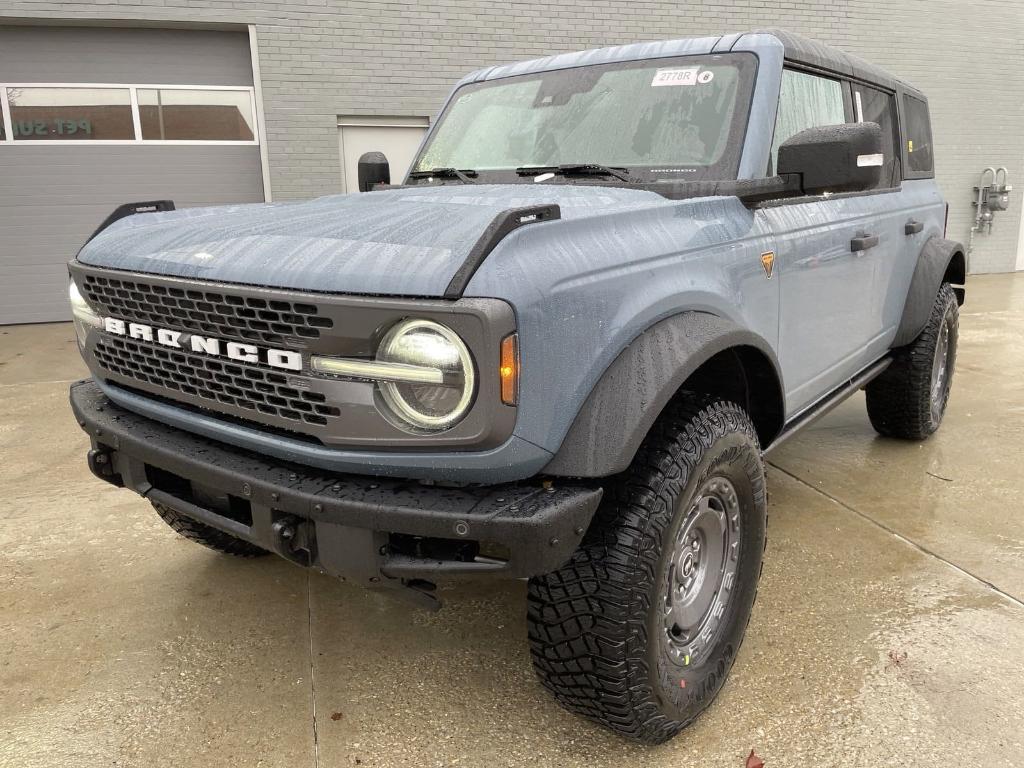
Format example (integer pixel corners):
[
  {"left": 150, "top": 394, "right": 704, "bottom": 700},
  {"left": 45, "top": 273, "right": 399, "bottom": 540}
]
[{"left": 102, "top": 317, "right": 303, "bottom": 371}]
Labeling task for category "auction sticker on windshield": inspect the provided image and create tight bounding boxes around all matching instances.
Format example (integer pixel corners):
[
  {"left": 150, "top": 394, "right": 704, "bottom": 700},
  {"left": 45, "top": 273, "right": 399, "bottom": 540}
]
[{"left": 651, "top": 67, "right": 700, "bottom": 86}]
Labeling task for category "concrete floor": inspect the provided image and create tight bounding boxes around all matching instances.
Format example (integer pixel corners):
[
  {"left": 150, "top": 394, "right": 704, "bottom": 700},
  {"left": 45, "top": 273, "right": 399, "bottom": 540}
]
[{"left": 2, "top": 274, "right": 1022, "bottom": 767}]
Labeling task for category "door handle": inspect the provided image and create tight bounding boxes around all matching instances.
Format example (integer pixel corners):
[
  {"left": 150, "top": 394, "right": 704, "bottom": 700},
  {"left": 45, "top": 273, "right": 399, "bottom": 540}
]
[
  {"left": 904, "top": 219, "right": 924, "bottom": 235},
  {"left": 850, "top": 233, "right": 879, "bottom": 252}
]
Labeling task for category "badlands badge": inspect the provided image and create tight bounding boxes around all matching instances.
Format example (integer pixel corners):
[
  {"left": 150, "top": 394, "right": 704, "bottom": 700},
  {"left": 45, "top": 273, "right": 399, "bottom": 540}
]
[{"left": 760, "top": 251, "right": 775, "bottom": 279}]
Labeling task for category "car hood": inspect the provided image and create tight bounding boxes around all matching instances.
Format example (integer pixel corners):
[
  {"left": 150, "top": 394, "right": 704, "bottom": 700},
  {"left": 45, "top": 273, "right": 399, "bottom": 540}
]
[{"left": 76, "top": 184, "right": 674, "bottom": 297}]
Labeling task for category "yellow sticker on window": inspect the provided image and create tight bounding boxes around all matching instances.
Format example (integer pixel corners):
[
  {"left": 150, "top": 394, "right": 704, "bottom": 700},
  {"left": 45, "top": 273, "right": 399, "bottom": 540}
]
[{"left": 908, "top": 139, "right": 914, "bottom": 152}]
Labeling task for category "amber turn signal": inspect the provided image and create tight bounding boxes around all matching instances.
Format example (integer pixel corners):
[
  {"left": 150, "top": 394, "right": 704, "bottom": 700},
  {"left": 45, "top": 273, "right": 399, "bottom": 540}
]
[{"left": 499, "top": 333, "right": 519, "bottom": 406}]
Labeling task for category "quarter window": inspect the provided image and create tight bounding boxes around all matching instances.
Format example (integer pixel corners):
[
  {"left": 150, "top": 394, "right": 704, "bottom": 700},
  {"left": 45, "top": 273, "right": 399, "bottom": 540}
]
[
  {"left": 138, "top": 88, "right": 255, "bottom": 141},
  {"left": 902, "top": 94, "right": 934, "bottom": 174},
  {"left": 770, "top": 69, "right": 846, "bottom": 173},
  {"left": 854, "top": 84, "right": 899, "bottom": 188},
  {"left": 6, "top": 87, "right": 134, "bottom": 141}
]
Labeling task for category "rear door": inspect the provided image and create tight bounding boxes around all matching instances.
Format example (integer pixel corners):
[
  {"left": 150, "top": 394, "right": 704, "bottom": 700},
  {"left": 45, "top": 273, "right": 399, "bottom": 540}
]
[
  {"left": 851, "top": 82, "right": 918, "bottom": 344},
  {"left": 883, "top": 92, "right": 947, "bottom": 334},
  {"left": 762, "top": 68, "right": 900, "bottom": 415}
]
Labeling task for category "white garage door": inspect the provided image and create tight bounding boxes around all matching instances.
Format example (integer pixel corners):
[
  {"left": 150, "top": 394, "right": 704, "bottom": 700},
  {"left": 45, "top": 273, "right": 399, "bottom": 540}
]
[{"left": 338, "top": 116, "right": 429, "bottom": 193}]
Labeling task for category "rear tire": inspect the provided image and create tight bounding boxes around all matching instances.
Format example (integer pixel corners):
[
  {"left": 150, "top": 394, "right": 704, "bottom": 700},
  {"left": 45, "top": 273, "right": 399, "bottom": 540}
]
[
  {"left": 866, "top": 282, "right": 958, "bottom": 440},
  {"left": 527, "top": 395, "right": 767, "bottom": 744},
  {"left": 152, "top": 501, "right": 268, "bottom": 557}
]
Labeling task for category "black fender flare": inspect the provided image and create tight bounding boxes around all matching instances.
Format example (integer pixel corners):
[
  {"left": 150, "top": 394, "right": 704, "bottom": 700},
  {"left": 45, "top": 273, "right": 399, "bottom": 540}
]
[
  {"left": 893, "top": 236, "right": 966, "bottom": 348},
  {"left": 543, "top": 311, "right": 785, "bottom": 478}
]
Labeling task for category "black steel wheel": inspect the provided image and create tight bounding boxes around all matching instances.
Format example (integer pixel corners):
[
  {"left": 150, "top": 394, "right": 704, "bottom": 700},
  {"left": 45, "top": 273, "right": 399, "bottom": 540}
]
[
  {"left": 661, "top": 476, "right": 742, "bottom": 668},
  {"left": 928, "top": 308, "right": 954, "bottom": 425}
]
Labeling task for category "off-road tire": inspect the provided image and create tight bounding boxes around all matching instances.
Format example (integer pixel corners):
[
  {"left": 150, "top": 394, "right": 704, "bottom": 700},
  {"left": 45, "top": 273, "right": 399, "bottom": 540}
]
[
  {"left": 527, "top": 395, "right": 767, "bottom": 744},
  {"left": 866, "top": 282, "right": 958, "bottom": 440},
  {"left": 152, "top": 501, "right": 268, "bottom": 557}
]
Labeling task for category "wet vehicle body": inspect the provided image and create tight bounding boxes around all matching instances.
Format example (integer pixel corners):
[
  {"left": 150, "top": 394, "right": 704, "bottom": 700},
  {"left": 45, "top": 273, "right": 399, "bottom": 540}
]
[{"left": 69, "top": 29, "right": 964, "bottom": 743}]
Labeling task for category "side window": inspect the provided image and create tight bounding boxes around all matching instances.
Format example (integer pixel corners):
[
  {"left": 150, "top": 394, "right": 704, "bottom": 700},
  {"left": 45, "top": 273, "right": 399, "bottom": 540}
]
[
  {"left": 854, "top": 84, "right": 899, "bottom": 188},
  {"left": 902, "top": 94, "right": 934, "bottom": 175},
  {"left": 770, "top": 69, "right": 846, "bottom": 173}
]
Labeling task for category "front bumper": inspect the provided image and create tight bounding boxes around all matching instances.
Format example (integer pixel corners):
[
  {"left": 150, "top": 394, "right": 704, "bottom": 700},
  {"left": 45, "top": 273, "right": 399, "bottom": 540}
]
[{"left": 70, "top": 380, "right": 601, "bottom": 597}]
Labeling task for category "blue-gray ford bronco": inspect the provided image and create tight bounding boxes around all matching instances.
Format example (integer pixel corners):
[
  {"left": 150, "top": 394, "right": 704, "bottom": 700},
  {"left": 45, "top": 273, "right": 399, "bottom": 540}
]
[{"left": 69, "top": 29, "right": 965, "bottom": 743}]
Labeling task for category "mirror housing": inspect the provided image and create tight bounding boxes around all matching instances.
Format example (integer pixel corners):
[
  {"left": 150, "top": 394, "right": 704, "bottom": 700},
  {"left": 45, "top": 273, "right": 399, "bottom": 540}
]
[
  {"left": 357, "top": 151, "right": 390, "bottom": 192},
  {"left": 777, "top": 122, "right": 884, "bottom": 196}
]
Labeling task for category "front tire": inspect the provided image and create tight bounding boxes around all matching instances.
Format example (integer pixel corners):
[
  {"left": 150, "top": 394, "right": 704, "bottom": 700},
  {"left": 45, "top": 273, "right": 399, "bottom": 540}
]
[
  {"left": 528, "top": 395, "right": 767, "bottom": 744},
  {"left": 866, "top": 282, "right": 959, "bottom": 440},
  {"left": 152, "top": 501, "right": 269, "bottom": 558}
]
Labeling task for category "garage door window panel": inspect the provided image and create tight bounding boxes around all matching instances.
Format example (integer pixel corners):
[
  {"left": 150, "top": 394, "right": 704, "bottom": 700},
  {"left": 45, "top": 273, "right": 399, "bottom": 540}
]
[
  {"left": 138, "top": 88, "right": 255, "bottom": 141},
  {"left": 7, "top": 87, "right": 134, "bottom": 140}
]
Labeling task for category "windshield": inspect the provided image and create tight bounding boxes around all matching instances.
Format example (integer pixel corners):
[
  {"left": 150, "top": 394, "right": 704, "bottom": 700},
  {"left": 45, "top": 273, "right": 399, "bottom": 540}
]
[{"left": 412, "top": 53, "right": 757, "bottom": 184}]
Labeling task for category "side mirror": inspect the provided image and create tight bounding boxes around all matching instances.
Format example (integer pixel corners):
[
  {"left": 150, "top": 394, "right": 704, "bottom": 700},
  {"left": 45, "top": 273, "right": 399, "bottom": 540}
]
[
  {"left": 777, "top": 122, "right": 883, "bottom": 196},
  {"left": 357, "top": 151, "right": 390, "bottom": 192}
]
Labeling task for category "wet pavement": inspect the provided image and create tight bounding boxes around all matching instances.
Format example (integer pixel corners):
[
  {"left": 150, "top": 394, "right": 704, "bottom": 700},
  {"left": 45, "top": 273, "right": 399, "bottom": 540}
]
[{"left": 2, "top": 273, "right": 1022, "bottom": 767}]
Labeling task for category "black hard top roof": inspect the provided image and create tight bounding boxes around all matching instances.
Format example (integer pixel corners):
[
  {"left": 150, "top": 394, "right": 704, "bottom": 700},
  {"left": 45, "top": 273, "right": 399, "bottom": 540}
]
[{"left": 758, "top": 28, "right": 924, "bottom": 99}]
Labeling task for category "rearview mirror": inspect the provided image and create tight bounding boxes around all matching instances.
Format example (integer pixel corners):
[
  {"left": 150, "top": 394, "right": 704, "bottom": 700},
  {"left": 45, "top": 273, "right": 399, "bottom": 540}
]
[
  {"left": 777, "top": 122, "right": 883, "bottom": 196},
  {"left": 357, "top": 151, "right": 390, "bottom": 192}
]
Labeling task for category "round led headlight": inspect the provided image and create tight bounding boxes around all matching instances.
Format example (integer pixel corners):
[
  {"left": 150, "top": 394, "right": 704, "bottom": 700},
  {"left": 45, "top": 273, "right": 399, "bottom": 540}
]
[{"left": 376, "top": 319, "right": 475, "bottom": 431}]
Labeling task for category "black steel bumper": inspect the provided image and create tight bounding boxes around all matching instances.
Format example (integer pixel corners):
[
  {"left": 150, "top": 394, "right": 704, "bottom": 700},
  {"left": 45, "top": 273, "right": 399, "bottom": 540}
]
[{"left": 71, "top": 380, "right": 601, "bottom": 599}]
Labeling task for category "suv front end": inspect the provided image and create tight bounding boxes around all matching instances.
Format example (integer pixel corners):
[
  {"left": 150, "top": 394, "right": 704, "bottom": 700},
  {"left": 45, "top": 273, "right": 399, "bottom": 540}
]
[{"left": 68, "top": 259, "right": 601, "bottom": 603}]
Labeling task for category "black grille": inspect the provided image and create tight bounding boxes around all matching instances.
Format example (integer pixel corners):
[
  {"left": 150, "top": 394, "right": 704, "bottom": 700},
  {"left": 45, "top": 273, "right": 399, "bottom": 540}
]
[
  {"left": 93, "top": 335, "right": 341, "bottom": 428},
  {"left": 81, "top": 274, "right": 334, "bottom": 346}
]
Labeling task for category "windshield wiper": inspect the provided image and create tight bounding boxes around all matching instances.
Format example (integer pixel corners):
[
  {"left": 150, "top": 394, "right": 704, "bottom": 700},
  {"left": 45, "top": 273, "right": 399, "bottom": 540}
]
[
  {"left": 408, "top": 167, "right": 479, "bottom": 183},
  {"left": 516, "top": 164, "right": 632, "bottom": 183}
]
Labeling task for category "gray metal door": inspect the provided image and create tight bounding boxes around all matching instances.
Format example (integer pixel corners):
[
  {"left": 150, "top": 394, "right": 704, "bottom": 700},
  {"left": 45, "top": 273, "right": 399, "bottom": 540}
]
[{"left": 0, "top": 26, "right": 265, "bottom": 325}]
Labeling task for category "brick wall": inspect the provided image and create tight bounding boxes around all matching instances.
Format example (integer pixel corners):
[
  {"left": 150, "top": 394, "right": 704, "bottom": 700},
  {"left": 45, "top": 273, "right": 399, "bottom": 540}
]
[{"left": 3, "top": 0, "right": 1022, "bottom": 272}]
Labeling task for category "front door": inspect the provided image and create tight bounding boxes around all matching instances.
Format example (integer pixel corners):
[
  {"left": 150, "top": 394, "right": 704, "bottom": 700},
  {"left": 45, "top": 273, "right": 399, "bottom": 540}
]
[{"left": 765, "top": 194, "right": 897, "bottom": 414}]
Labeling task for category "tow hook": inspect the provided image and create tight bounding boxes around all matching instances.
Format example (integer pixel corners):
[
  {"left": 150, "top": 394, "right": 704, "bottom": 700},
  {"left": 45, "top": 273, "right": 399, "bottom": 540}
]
[
  {"left": 87, "top": 448, "right": 123, "bottom": 487},
  {"left": 271, "top": 516, "right": 314, "bottom": 567}
]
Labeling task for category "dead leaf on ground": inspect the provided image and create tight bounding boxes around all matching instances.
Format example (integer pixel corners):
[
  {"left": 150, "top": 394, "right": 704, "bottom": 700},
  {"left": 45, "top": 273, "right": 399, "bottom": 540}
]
[
  {"left": 887, "top": 650, "right": 908, "bottom": 668},
  {"left": 330, "top": 711, "right": 343, "bottom": 721}
]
